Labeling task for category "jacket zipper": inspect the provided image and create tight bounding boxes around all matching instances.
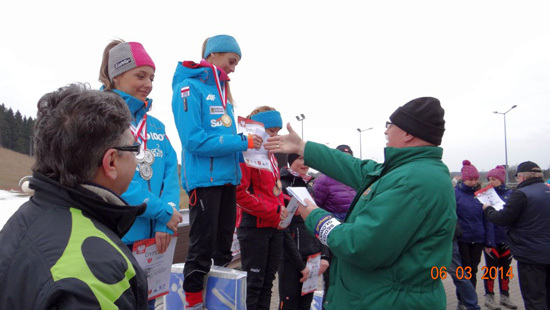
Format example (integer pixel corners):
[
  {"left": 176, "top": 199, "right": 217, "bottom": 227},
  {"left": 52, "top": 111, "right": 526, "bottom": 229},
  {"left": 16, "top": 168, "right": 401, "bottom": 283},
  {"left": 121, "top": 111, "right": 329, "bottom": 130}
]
[{"left": 210, "top": 157, "right": 214, "bottom": 182}]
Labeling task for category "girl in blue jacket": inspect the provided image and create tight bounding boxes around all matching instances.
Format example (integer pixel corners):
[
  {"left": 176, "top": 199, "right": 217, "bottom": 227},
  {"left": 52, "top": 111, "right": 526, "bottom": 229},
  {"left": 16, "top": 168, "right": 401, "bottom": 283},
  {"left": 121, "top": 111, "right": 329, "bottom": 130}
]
[
  {"left": 171, "top": 34, "right": 262, "bottom": 309},
  {"left": 455, "top": 160, "right": 493, "bottom": 289},
  {"left": 99, "top": 40, "right": 183, "bottom": 309}
]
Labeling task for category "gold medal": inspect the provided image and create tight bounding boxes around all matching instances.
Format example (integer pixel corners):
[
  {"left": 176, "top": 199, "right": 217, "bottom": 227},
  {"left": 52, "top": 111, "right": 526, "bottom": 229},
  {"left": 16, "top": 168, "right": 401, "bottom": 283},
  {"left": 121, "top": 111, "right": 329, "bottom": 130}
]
[
  {"left": 277, "top": 180, "right": 282, "bottom": 190},
  {"left": 221, "top": 113, "right": 232, "bottom": 127}
]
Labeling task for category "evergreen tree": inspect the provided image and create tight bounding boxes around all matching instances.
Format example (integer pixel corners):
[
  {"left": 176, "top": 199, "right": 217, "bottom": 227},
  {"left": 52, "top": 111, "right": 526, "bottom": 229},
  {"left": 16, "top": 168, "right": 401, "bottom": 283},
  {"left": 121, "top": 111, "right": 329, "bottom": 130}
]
[
  {"left": 0, "top": 104, "right": 35, "bottom": 156},
  {"left": 4, "top": 108, "right": 15, "bottom": 150},
  {"left": 0, "top": 104, "right": 6, "bottom": 147},
  {"left": 13, "top": 111, "right": 26, "bottom": 154}
]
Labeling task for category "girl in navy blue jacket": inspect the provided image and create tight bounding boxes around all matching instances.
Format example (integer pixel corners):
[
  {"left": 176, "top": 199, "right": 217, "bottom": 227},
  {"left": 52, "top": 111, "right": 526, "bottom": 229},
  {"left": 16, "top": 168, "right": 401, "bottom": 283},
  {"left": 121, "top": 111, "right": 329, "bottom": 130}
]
[{"left": 455, "top": 160, "right": 493, "bottom": 289}]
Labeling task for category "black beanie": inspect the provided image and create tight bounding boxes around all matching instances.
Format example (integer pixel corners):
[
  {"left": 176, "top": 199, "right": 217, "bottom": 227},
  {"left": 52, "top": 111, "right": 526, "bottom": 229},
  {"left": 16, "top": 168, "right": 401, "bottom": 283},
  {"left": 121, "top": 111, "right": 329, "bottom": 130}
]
[
  {"left": 287, "top": 153, "right": 300, "bottom": 167},
  {"left": 336, "top": 144, "right": 353, "bottom": 156},
  {"left": 389, "top": 97, "right": 445, "bottom": 145}
]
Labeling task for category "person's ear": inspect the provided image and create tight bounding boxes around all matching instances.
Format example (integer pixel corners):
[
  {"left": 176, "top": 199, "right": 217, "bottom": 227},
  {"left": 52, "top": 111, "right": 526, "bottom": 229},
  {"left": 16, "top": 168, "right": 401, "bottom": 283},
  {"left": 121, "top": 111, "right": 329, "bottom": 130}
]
[
  {"left": 403, "top": 132, "right": 415, "bottom": 142},
  {"left": 112, "top": 76, "right": 120, "bottom": 89},
  {"left": 99, "top": 149, "right": 118, "bottom": 181}
]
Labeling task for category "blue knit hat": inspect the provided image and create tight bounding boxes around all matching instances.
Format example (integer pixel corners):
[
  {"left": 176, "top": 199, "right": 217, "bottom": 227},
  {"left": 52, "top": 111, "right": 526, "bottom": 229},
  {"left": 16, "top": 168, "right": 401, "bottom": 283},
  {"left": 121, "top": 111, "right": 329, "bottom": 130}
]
[
  {"left": 203, "top": 35, "right": 242, "bottom": 59},
  {"left": 251, "top": 110, "right": 282, "bottom": 129}
]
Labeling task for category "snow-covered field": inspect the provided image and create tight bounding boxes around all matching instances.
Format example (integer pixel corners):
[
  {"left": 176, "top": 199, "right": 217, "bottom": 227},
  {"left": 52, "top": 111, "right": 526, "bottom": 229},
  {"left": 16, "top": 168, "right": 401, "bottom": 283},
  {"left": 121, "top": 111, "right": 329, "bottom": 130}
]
[
  {"left": 0, "top": 190, "right": 29, "bottom": 229},
  {"left": 1, "top": 189, "right": 191, "bottom": 230}
]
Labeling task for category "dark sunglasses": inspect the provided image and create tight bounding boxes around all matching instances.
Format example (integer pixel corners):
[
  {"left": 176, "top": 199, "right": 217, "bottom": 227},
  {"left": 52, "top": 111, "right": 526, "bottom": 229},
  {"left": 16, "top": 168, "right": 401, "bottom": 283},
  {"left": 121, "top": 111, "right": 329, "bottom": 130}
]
[{"left": 113, "top": 142, "right": 141, "bottom": 156}]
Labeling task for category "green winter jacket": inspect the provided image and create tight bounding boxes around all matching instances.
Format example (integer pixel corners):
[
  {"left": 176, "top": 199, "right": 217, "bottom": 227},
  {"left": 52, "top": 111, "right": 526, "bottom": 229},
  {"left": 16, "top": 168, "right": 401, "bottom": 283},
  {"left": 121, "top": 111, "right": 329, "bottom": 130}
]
[{"left": 304, "top": 142, "right": 456, "bottom": 309}]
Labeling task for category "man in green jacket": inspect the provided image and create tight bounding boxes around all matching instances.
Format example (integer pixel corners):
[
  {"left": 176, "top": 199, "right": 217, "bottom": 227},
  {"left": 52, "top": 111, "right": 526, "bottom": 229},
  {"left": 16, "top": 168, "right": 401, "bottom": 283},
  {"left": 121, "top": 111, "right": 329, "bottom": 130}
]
[{"left": 266, "top": 97, "right": 457, "bottom": 309}]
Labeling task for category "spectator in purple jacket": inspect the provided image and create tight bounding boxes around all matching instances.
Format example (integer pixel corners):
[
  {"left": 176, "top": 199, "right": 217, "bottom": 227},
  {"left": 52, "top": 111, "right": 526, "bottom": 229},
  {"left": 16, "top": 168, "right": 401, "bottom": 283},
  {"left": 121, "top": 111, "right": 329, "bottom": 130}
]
[
  {"left": 313, "top": 145, "right": 357, "bottom": 221},
  {"left": 313, "top": 144, "right": 356, "bottom": 309}
]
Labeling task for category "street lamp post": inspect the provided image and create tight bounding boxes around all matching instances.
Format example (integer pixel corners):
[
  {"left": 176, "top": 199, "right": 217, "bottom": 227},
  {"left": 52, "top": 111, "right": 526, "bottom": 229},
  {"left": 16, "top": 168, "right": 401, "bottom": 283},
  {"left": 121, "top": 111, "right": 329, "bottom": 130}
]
[
  {"left": 296, "top": 114, "right": 306, "bottom": 138},
  {"left": 493, "top": 105, "right": 517, "bottom": 184},
  {"left": 356, "top": 127, "right": 373, "bottom": 159}
]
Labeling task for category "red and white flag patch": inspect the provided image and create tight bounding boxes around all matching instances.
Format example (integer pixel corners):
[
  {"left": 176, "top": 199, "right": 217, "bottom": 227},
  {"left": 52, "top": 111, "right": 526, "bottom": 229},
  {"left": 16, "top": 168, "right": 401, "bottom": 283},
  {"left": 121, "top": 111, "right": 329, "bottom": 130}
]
[{"left": 180, "top": 86, "right": 190, "bottom": 98}]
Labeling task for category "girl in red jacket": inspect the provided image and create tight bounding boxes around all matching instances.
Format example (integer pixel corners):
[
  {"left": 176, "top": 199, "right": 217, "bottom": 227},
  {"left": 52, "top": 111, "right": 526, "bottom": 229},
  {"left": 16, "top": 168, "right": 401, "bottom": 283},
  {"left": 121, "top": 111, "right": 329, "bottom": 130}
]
[{"left": 236, "top": 106, "right": 288, "bottom": 310}]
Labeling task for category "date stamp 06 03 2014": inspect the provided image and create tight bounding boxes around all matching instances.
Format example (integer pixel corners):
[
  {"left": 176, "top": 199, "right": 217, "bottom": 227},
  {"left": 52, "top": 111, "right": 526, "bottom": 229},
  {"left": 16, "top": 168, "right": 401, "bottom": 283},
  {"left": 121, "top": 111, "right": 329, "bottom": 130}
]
[{"left": 430, "top": 266, "right": 514, "bottom": 280}]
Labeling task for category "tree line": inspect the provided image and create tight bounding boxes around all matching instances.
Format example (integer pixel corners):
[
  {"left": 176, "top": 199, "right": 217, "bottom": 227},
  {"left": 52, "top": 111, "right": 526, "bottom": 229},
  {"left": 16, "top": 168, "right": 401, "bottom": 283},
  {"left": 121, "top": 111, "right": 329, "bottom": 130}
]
[{"left": 0, "top": 103, "right": 35, "bottom": 156}]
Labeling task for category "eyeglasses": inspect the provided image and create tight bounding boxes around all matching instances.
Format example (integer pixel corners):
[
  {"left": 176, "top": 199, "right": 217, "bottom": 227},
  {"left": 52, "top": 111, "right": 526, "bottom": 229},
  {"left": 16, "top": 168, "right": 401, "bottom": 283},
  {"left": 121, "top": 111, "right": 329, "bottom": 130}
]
[
  {"left": 385, "top": 121, "right": 393, "bottom": 129},
  {"left": 113, "top": 142, "right": 141, "bottom": 156}
]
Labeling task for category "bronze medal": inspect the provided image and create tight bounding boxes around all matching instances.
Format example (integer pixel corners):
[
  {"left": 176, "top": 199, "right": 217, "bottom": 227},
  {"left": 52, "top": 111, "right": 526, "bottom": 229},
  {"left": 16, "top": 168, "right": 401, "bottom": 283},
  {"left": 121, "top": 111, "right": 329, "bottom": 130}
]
[
  {"left": 273, "top": 179, "right": 282, "bottom": 197},
  {"left": 221, "top": 113, "right": 232, "bottom": 127}
]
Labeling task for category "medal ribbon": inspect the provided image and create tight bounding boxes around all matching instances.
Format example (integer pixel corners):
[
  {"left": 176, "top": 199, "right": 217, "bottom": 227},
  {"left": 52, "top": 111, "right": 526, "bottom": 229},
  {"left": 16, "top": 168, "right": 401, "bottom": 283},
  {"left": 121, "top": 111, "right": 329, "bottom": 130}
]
[
  {"left": 269, "top": 154, "right": 280, "bottom": 182},
  {"left": 130, "top": 113, "right": 148, "bottom": 150},
  {"left": 211, "top": 64, "right": 227, "bottom": 111}
]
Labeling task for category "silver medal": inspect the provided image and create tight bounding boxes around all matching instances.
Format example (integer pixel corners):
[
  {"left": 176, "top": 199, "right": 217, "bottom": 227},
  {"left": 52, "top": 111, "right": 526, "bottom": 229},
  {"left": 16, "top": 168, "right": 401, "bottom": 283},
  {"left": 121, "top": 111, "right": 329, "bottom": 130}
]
[
  {"left": 143, "top": 149, "right": 155, "bottom": 165},
  {"left": 135, "top": 144, "right": 145, "bottom": 163},
  {"left": 139, "top": 164, "right": 153, "bottom": 181}
]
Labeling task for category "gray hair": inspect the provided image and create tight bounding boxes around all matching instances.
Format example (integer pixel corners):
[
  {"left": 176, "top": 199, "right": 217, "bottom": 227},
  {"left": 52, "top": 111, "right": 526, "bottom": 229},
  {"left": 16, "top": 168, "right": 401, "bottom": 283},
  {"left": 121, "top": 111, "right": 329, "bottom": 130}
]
[
  {"left": 518, "top": 171, "right": 544, "bottom": 181},
  {"left": 32, "top": 83, "right": 131, "bottom": 187}
]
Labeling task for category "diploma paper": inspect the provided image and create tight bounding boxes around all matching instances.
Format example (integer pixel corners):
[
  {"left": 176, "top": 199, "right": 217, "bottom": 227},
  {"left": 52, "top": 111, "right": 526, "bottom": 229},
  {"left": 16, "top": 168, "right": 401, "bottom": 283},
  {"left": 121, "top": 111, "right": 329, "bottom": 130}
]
[
  {"left": 302, "top": 252, "right": 321, "bottom": 295},
  {"left": 286, "top": 186, "right": 315, "bottom": 206},
  {"left": 132, "top": 236, "right": 178, "bottom": 300},
  {"left": 279, "top": 196, "right": 299, "bottom": 229},
  {"left": 475, "top": 185, "right": 506, "bottom": 211},
  {"left": 236, "top": 116, "right": 272, "bottom": 171}
]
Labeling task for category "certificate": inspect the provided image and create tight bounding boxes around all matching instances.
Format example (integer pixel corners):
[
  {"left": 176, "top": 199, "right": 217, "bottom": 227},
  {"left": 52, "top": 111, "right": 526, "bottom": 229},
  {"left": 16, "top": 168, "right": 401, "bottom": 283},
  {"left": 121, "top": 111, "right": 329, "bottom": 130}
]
[
  {"left": 475, "top": 185, "right": 506, "bottom": 211},
  {"left": 286, "top": 186, "right": 314, "bottom": 206},
  {"left": 279, "top": 196, "right": 299, "bottom": 229},
  {"left": 302, "top": 252, "right": 321, "bottom": 295},
  {"left": 132, "top": 236, "right": 178, "bottom": 300},
  {"left": 236, "top": 116, "right": 272, "bottom": 171}
]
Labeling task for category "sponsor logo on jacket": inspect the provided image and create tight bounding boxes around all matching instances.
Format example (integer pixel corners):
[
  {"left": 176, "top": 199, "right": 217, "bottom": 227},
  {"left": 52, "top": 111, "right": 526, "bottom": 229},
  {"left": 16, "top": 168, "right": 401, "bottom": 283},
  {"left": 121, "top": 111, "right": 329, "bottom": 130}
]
[
  {"left": 211, "top": 119, "right": 224, "bottom": 127},
  {"left": 147, "top": 132, "right": 165, "bottom": 141},
  {"left": 210, "top": 106, "right": 224, "bottom": 114}
]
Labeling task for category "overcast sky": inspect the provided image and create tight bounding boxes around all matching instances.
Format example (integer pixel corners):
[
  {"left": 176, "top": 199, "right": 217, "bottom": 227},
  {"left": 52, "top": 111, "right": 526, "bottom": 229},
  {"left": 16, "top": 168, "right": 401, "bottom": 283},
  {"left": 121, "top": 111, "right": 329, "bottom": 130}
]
[{"left": 2, "top": 0, "right": 550, "bottom": 173}]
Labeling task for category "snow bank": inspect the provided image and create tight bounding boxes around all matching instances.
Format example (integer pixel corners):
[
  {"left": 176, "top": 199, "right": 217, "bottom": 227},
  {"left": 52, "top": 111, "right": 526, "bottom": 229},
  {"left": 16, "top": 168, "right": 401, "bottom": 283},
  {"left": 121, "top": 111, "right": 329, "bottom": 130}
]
[{"left": 0, "top": 190, "right": 29, "bottom": 229}]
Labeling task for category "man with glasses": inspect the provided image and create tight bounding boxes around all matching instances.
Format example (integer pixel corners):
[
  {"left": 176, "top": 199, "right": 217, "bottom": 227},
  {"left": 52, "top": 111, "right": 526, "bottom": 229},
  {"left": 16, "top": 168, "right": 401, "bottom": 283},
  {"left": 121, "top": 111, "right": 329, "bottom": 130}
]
[
  {"left": 484, "top": 161, "right": 550, "bottom": 310},
  {"left": 265, "top": 97, "right": 456, "bottom": 309},
  {"left": 0, "top": 84, "right": 149, "bottom": 309}
]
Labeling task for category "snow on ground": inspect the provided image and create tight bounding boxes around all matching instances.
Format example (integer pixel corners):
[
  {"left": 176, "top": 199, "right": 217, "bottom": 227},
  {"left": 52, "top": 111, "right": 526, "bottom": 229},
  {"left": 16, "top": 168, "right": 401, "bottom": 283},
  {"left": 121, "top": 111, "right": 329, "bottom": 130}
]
[{"left": 0, "top": 190, "right": 29, "bottom": 229}]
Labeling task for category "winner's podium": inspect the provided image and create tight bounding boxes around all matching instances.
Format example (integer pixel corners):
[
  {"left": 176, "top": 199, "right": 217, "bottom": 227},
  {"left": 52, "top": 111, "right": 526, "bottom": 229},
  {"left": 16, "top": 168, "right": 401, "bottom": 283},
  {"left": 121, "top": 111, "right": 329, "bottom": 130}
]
[{"left": 164, "top": 263, "right": 247, "bottom": 310}]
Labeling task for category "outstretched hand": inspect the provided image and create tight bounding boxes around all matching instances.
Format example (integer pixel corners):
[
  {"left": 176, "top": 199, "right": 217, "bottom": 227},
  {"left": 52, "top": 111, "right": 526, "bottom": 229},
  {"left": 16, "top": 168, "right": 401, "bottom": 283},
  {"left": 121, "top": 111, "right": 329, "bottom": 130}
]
[{"left": 264, "top": 123, "right": 306, "bottom": 155}]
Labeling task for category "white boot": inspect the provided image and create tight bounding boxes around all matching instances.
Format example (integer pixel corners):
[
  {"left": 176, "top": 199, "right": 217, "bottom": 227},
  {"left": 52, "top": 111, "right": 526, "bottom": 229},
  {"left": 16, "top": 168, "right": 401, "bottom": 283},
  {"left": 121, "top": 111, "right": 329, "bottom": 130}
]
[
  {"left": 484, "top": 294, "right": 501, "bottom": 310},
  {"left": 500, "top": 295, "right": 517, "bottom": 309}
]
